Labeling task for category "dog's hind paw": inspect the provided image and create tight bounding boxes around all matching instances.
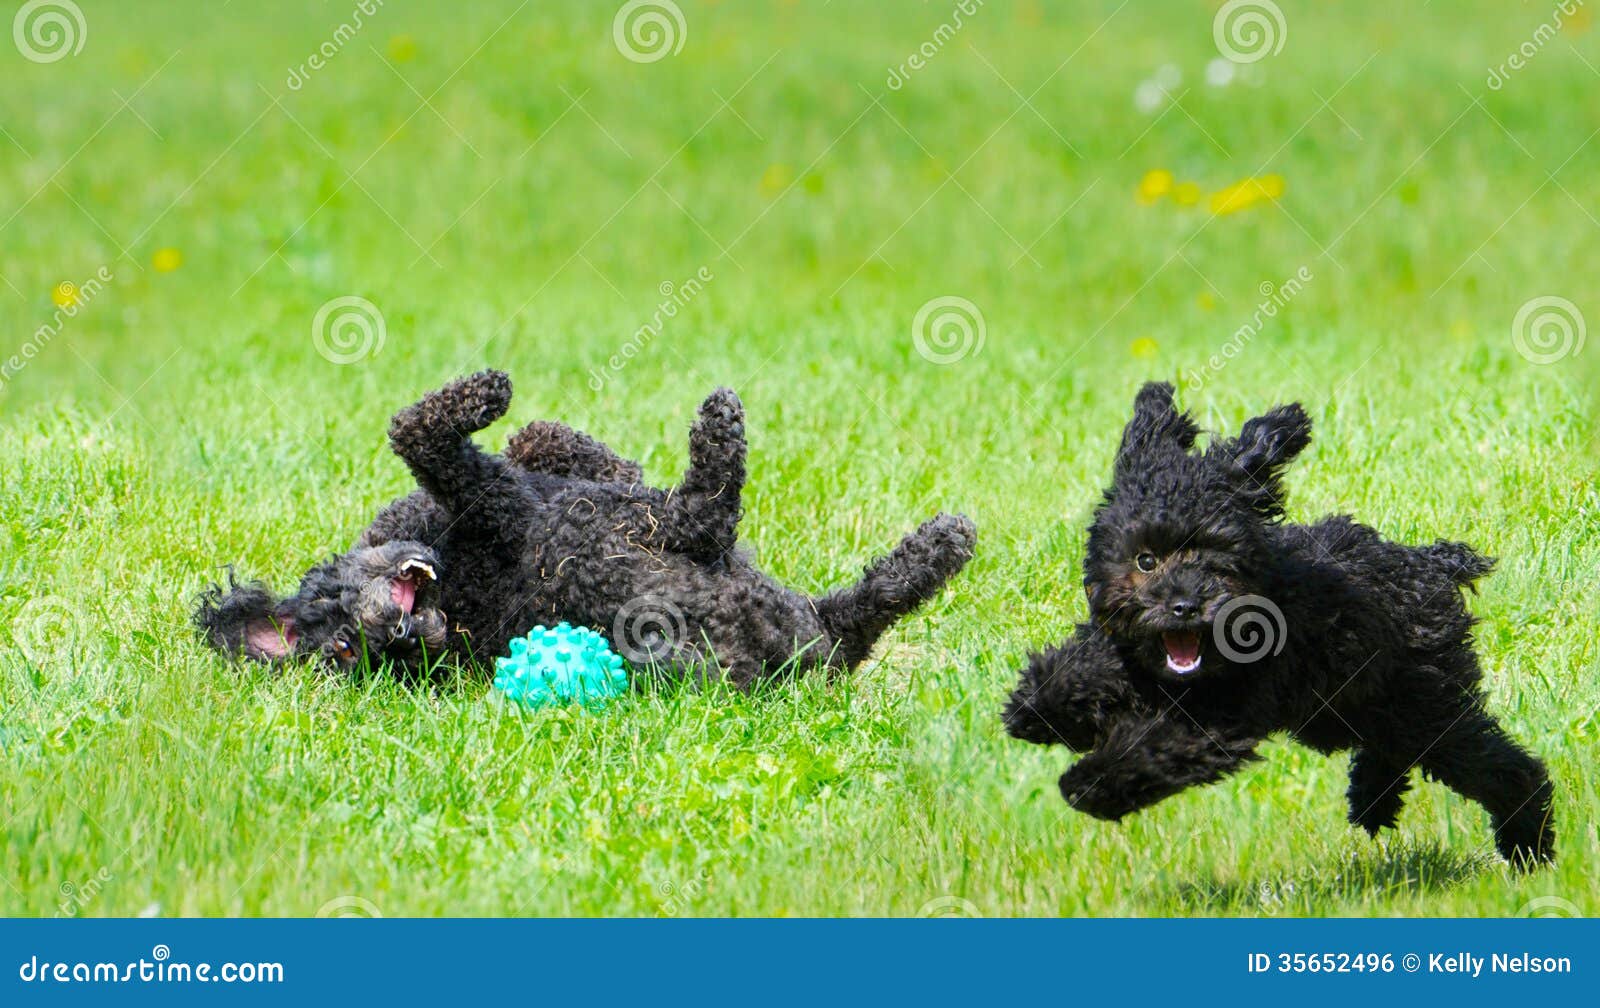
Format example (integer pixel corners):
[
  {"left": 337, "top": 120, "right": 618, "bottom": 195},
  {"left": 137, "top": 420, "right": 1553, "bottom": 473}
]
[
  {"left": 694, "top": 387, "right": 745, "bottom": 441},
  {"left": 1496, "top": 811, "right": 1556, "bottom": 870},
  {"left": 1347, "top": 789, "right": 1405, "bottom": 838}
]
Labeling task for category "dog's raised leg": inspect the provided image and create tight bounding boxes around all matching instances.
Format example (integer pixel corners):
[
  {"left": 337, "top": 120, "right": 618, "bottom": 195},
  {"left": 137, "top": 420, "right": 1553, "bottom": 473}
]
[
  {"left": 1003, "top": 628, "right": 1137, "bottom": 751},
  {"left": 1346, "top": 748, "right": 1413, "bottom": 837},
  {"left": 387, "top": 370, "right": 523, "bottom": 536},
  {"left": 1057, "top": 714, "right": 1262, "bottom": 821},
  {"left": 363, "top": 416, "right": 641, "bottom": 550},
  {"left": 656, "top": 387, "right": 747, "bottom": 557},
  {"left": 1415, "top": 709, "right": 1555, "bottom": 867},
  {"left": 812, "top": 513, "right": 977, "bottom": 669},
  {"left": 505, "top": 420, "right": 644, "bottom": 484}
]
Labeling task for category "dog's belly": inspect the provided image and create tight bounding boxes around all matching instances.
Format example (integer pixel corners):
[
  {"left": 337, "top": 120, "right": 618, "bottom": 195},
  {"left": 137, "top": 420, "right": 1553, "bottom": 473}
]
[
  {"left": 525, "top": 532, "right": 830, "bottom": 684},
  {"left": 436, "top": 542, "right": 554, "bottom": 662},
  {"left": 1287, "top": 713, "right": 1360, "bottom": 754}
]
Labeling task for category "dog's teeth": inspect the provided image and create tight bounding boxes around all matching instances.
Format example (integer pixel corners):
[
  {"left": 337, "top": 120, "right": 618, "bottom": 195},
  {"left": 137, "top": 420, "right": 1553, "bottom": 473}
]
[
  {"left": 1165, "top": 655, "right": 1202, "bottom": 675},
  {"left": 401, "top": 559, "right": 437, "bottom": 580}
]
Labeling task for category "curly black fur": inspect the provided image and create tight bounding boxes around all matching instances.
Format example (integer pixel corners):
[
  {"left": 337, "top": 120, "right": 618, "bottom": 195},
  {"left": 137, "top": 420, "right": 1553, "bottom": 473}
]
[
  {"left": 1003, "top": 382, "right": 1555, "bottom": 868},
  {"left": 198, "top": 371, "right": 976, "bottom": 688}
]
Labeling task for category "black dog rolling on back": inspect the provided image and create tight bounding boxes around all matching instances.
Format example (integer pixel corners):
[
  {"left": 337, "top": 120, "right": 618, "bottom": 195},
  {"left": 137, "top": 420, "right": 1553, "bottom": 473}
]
[
  {"left": 1004, "top": 383, "right": 1554, "bottom": 867},
  {"left": 198, "top": 370, "right": 976, "bottom": 687}
]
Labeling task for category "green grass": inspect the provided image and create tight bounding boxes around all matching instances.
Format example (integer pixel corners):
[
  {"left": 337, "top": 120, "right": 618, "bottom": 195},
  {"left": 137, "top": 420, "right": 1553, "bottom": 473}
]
[{"left": 2, "top": 0, "right": 1597, "bottom": 917}]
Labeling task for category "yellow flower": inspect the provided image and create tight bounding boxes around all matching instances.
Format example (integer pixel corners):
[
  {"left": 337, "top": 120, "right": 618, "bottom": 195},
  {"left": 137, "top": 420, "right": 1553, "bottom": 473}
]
[
  {"left": 1172, "top": 181, "right": 1201, "bottom": 206},
  {"left": 1209, "top": 182, "right": 1255, "bottom": 215},
  {"left": 759, "top": 163, "right": 793, "bottom": 197},
  {"left": 387, "top": 35, "right": 418, "bottom": 63},
  {"left": 1131, "top": 336, "right": 1159, "bottom": 359},
  {"left": 152, "top": 247, "right": 182, "bottom": 272},
  {"left": 1209, "top": 175, "right": 1285, "bottom": 215},
  {"left": 51, "top": 282, "right": 78, "bottom": 307},
  {"left": 1137, "top": 169, "right": 1174, "bottom": 205}
]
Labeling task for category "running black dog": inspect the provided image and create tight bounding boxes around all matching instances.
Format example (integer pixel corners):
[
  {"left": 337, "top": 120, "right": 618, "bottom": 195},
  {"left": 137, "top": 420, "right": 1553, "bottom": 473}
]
[{"left": 1003, "top": 383, "right": 1554, "bottom": 867}]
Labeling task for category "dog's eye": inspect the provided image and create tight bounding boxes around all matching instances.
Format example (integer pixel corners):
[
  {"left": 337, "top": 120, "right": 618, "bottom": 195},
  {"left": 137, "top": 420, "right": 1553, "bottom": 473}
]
[
  {"left": 332, "top": 639, "right": 358, "bottom": 663},
  {"left": 1135, "top": 551, "right": 1159, "bottom": 573}
]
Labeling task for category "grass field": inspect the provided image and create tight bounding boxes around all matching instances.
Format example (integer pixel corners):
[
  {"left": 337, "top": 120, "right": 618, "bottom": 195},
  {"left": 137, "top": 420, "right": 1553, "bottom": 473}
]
[{"left": 1, "top": 0, "right": 1597, "bottom": 917}]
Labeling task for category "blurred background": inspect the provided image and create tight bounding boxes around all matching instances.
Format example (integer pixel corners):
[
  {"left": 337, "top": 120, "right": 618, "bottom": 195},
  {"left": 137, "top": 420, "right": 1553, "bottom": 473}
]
[{"left": 3, "top": 0, "right": 1595, "bottom": 408}]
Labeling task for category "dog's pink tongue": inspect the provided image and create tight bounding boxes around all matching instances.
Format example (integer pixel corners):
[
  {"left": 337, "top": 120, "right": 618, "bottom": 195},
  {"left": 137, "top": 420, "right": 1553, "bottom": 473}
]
[
  {"left": 1163, "top": 631, "right": 1201, "bottom": 665},
  {"left": 391, "top": 577, "right": 417, "bottom": 614}
]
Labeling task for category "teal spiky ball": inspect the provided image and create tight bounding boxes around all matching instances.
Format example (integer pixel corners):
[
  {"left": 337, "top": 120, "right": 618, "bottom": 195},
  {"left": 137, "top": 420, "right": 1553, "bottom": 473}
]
[{"left": 493, "top": 622, "right": 629, "bottom": 710}]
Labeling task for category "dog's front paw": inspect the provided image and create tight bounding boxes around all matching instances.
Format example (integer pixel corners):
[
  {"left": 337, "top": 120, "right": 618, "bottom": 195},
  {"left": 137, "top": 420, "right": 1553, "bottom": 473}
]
[
  {"left": 441, "top": 369, "right": 512, "bottom": 430},
  {"left": 391, "top": 370, "right": 512, "bottom": 444},
  {"left": 1058, "top": 765, "right": 1131, "bottom": 822},
  {"left": 1003, "top": 659, "right": 1066, "bottom": 746}
]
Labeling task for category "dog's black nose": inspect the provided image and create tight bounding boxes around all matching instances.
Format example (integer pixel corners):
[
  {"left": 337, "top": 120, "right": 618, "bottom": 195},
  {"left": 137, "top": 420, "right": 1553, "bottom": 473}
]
[{"left": 1168, "top": 598, "right": 1200, "bottom": 619}]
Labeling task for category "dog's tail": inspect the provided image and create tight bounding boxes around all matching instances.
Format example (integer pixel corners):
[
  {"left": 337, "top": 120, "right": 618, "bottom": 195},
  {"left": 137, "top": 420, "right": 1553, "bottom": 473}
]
[
  {"left": 1421, "top": 540, "right": 1495, "bottom": 588},
  {"left": 812, "top": 513, "right": 976, "bottom": 669}
]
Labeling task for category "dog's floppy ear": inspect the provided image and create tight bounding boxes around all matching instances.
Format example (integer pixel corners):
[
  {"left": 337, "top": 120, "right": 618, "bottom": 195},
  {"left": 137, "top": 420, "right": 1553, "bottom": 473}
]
[
  {"left": 1115, "top": 381, "right": 1199, "bottom": 474},
  {"left": 194, "top": 574, "right": 298, "bottom": 661},
  {"left": 1219, "top": 403, "right": 1311, "bottom": 518}
]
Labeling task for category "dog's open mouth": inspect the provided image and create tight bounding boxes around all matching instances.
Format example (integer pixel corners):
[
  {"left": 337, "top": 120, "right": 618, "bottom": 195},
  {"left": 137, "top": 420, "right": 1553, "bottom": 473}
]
[
  {"left": 1162, "top": 630, "right": 1203, "bottom": 676},
  {"left": 390, "top": 558, "right": 437, "bottom": 614}
]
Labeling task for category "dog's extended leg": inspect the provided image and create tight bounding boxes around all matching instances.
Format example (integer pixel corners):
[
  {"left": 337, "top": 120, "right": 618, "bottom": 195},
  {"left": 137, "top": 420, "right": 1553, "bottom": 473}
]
[
  {"left": 1346, "top": 747, "right": 1413, "bottom": 837},
  {"left": 813, "top": 512, "right": 977, "bottom": 669},
  {"left": 1003, "top": 627, "right": 1135, "bottom": 751},
  {"left": 655, "top": 387, "right": 746, "bottom": 557},
  {"left": 387, "top": 370, "right": 523, "bottom": 535},
  {"left": 1415, "top": 708, "right": 1555, "bottom": 868},
  {"left": 365, "top": 416, "right": 640, "bottom": 549},
  {"left": 1057, "top": 714, "right": 1262, "bottom": 821},
  {"left": 505, "top": 420, "right": 644, "bottom": 485}
]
